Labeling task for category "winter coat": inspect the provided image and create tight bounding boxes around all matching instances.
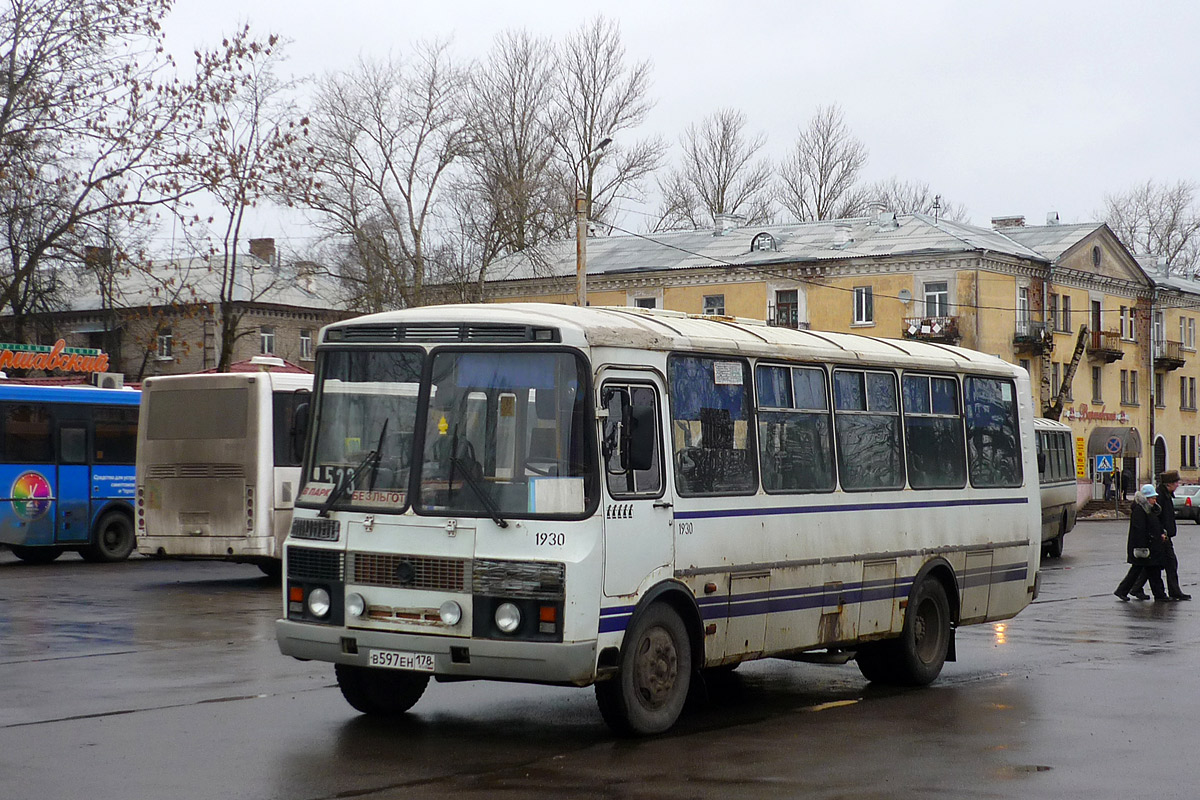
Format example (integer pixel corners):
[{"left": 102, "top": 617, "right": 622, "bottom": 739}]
[
  {"left": 1157, "top": 483, "right": 1179, "bottom": 539},
  {"left": 1127, "top": 494, "right": 1168, "bottom": 567}
]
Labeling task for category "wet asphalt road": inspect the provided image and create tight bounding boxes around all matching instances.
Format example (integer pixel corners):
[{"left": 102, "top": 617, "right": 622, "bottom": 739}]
[{"left": 1, "top": 521, "right": 1198, "bottom": 800}]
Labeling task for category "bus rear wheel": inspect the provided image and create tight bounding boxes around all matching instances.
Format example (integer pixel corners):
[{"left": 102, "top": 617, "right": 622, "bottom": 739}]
[
  {"left": 335, "top": 664, "right": 429, "bottom": 717},
  {"left": 856, "top": 578, "right": 951, "bottom": 687},
  {"left": 81, "top": 511, "right": 136, "bottom": 563},
  {"left": 10, "top": 545, "right": 64, "bottom": 564},
  {"left": 595, "top": 602, "right": 692, "bottom": 736}
]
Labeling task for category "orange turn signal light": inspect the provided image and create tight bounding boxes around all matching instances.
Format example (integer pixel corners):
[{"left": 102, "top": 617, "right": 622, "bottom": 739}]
[{"left": 289, "top": 586, "right": 304, "bottom": 603}]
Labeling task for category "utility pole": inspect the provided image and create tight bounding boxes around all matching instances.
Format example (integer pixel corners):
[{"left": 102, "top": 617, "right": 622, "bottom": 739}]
[{"left": 576, "top": 190, "right": 588, "bottom": 307}]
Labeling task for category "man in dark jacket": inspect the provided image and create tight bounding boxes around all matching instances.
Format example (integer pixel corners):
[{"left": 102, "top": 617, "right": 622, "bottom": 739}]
[{"left": 1132, "top": 470, "right": 1191, "bottom": 600}]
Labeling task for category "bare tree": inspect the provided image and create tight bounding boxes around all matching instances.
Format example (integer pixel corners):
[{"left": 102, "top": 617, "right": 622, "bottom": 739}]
[
  {"left": 0, "top": 0, "right": 223, "bottom": 341},
  {"left": 189, "top": 28, "right": 309, "bottom": 370},
  {"left": 552, "top": 16, "right": 664, "bottom": 229},
  {"left": 1104, "top": 179, "right": 1200, "bottom": 274},
  {"left": 299, "top": 41, "right": 473, "bottom": 311},
  {"left": 867, "top": 177, "right": 969, "bottom": 222},
  {"left": 653, "top": 108, "right": 773, "bottom": 231},
  {"left": 450, "top": 29, "right": 562, "bottom": 297},
  {"left": 778, "top": 104, "right": 869, "bottom": 221}
]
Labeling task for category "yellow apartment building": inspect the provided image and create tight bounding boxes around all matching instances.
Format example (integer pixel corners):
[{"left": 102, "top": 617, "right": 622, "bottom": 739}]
[{"left": 482, "top": 211, "right": 1200, "bottom": 493}]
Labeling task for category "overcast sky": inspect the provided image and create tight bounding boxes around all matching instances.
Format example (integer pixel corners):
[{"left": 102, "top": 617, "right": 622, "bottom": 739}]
[{"left": 161, "top": 0, "right": 1200, "bottom": 250}]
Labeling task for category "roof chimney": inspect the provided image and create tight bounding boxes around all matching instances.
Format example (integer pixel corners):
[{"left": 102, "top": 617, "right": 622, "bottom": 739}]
[
  {"left": 713, "top": 213, "right": 744, "bottom": 236},
  {"left": 876, "top": 210, "right": 899, "bottom": 230},
  {"left": 1046, "top": 211, "right": 1060, "bottom": 226},
  {"left": 249, "top": 238, "right": 276, "bottom": 265},
  {"left": 991, "top": 215, "right": 1026, "bottom": 229},
  {"left": 832, "top": 221, "right": 854, "bottom": 249}
]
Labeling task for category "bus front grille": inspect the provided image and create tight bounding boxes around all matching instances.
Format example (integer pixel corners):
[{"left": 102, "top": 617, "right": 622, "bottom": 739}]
[
  {"left": 351, "top": 552, "right": 469, "bottom": 591},
  {"left": 287, "top": 547, "right": 345, "bottom": 581}
]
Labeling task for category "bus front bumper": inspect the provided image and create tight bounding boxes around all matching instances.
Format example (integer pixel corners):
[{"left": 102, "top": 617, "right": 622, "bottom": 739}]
[{"left": 275, "top": 619, "right": 599, "bottom": 686}]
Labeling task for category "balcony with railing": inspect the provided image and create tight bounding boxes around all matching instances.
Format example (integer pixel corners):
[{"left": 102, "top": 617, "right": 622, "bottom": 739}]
[
  {"left": 902, "top": 315, "right": 960, "bottom": 343},
  {"left": 1088, "top": 329, "right": 1125, "bottom": 363},
  {"left": 1154, "top": 338, "right": 1186, "bottom": 371},
  {"left": 1013, "top": 320, "right": 1052, "bottom": 354}
]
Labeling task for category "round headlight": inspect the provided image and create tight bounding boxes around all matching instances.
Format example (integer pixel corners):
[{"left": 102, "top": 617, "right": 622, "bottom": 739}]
[
  {"left": 345, "top": 592, "right": 366, "bottom": 618},
  {"left": 495, "top": 602, "right": 521, "bottom": 634},
  {"left": 439, "top": 600, "right": 462, "bottom": 626},
  {"left": 307, "top": 587, "right": 331, "bottom": 618}
]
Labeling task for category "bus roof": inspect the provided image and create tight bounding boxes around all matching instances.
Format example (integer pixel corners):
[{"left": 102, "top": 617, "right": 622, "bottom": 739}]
[
  {"left": 0, "top": 383, "right": 140, "bottom": 405},
  {"left": 323, "top": 303, "right": 1020, "bottom": 375},
  {"left": 143, "top": 371, "right": 313, "bottom": 392}
]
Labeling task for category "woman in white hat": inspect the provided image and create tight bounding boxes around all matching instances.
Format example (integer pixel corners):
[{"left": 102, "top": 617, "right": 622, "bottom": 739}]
[{"left": 1114, "top": 483, "right": 1169, "bottom": 601}]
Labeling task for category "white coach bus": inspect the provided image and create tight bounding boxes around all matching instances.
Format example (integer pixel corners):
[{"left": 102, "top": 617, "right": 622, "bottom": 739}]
[
  {"left": 276, "top": 304, "right": 1041, "bottom": 735},
  {"left": 136, "top": 364, "right": 312, "bottom": 576},
  {"left": 1033, "top": 417, "right": 1077, "bottom": 559}
]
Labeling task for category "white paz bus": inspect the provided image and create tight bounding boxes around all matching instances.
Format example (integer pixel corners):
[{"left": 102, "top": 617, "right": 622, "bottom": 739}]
[
  {"left": 136, "top": 363, "right": 312, "bottom": 575},
  {"left": 1033, "top": 417, "right": 1077, "bottom": 559},
  {"left": 276, "top": 304, "right": 1041, "bottom": 735}
]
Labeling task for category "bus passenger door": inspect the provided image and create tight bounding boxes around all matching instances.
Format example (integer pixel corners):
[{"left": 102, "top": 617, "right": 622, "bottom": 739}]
[
  {"left": 600, "top": 375, "right": 673, "bottom": 597},
  {"left": 56, "top": 422, "right": 90, "bottom": 544}
]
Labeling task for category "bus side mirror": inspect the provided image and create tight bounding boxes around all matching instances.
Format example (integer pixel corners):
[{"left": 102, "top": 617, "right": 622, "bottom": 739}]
[
  {"left": 626, "top": 404, "right": 656, "bottom": 472},
  {"left": 1037, "top": 451, "right": 1046, "bottom": 475},
  {"left": 292, "top": 402, "right": 310, "bottom": 463}
]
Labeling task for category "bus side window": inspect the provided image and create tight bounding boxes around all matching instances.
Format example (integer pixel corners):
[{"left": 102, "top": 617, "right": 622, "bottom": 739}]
[
  {"left": 60, "top": 426, "right": 88, "bottom": 465},
  {"left": 6, "top": 404, "right": 52, "bottom": 463},
  {"left": 964, "top": 377, "right": 1022, "bottom": 487},
  {"left": 667, "top": 355, "right": 756, "bottom": 496}
]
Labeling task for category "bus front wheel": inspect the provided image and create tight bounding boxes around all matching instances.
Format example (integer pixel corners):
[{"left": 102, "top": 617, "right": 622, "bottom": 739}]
[
  {"left": 81, "top": 511, "right": 136, "bottom": 563},
  {"left": 595, "top": 602, "right": 693, "bottom": 736},
  {"left": 856, "top": 578, "right": 951, "bottom": 687},
  {"left": 10, "top": 545, "right": 64, "bottom": 564},
  {"left": 335, "top": 664, "right": 429, "bottom": 717}
]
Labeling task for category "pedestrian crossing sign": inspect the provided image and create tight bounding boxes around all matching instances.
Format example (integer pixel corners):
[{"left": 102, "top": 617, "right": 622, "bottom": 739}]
[{"left": 1095, "top": 454, "right": 1114, "bottom": 473}]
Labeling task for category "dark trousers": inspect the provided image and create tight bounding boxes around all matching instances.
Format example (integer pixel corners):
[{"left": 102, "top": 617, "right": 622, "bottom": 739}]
[
  {"left": 1117, "top": 564, "right": 1166, "bottom": 598},
  {"left": 1133, "top": 540, "right": 1183, "bottom": 596}
]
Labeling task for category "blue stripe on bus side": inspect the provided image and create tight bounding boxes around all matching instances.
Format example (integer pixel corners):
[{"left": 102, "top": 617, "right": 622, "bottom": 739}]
[
  {"left": 597, "top": 562, "right": 1028, "bottom": 633},
  {"left": 674, "top": 495, "right": 1029, "bottom": 521}
]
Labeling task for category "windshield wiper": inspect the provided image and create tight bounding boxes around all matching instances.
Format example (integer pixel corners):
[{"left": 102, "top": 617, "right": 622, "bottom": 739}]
[
  {"left": 450, "top": 455, "right": 508, "bottom": 528},
  {"left": 318, "top": 421, "right": 388, "bottom": 518}
]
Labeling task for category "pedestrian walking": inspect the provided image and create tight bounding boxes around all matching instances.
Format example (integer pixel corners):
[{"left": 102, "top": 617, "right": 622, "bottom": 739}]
[
  {"left": 1104, "top": 471, "right": 1114, "bottom": 502},
  {"left": 1130, "top": 471, "right": 1192, "bottom": 600},
  {"left": 1114, "top": 483, "right": 1170, "bottom": 601},
  {"left": 1121, "top": 467, "right": 1134, "bottom": 501}
]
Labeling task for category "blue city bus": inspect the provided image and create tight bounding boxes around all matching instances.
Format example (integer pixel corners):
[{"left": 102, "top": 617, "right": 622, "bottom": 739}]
[{"left": 0, "top": 384, "right": 140, "bottom": 563}]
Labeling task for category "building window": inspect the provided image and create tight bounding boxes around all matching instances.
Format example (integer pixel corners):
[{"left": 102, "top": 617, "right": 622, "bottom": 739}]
[
  {"left": 1186, "top": 318, "right": 1197, "bottom": 350},
  {"left": 1048, "top": 293, "right": 1059, "bottom": 331},
  {"left": 1119, "top": 306, "right": 1136, "bottom": 341},
  {"left": 1121, "top": 370, "right": 1133, "bottom": 405},
  {"left": 1092, "top": 245, "right": 1102, "bottom": 268},
  {"left": 853, "top": 286, "right": 874, "bottom": 325},
  {"left": 1016, "top": 286, "right": 1030, "bottom": 335},
  {"left": 923, "top": 281, "right": 949, "bottom": 317},
  {"left": 1131, "top": 370, "right": 1139, "bottom": 405},
  {"left": 300, "top": 329, "right": 313, "bottom": 360},
  {"left": 775, "top": 289, "right": 799, "bottom": 328},
  {"left": 1092, "top": 366, "right": 1103, "bottom": 403},
  {"left": 1019, "top": 358, "right": 1031, "bottom": 375},
  {"left": 1061, "top": 295, "right": 1071, "bottom": 332},
  {"left": 260, "top": 326, "right": 275, "bottom": 355},
  {"left": 703, "top": 295, "right": 725, "bottom": 316},
  {"left": 634, "top": 297, "right": 657, "bottom": 309},
  {"left": 751, "top": 232, "right": 776, "bottom": 252},
  {"left": 1051, "top": 362, "right": 1060, "bottom": 397},
  {"left": 1155, "top": 372, "right": 1165, "bottom": 408},
  {"left": 156, "top": 327, "right": 173, "bottom": 360},
  {"left": 1183, "top": 435, "right": 1198, "bottom": 469},
  {"left": 1183, "top": 376, "right": 1197, "bottom": 411}
]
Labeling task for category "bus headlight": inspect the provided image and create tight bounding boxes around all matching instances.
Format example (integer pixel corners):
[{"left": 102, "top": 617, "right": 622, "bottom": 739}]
[
  {"left": 345, "top": 592, "right": 366, "bottom": 618},
  {"left": 307, "top": 587, "right": 331, "bottom": 618},
  {"left": 439, "top": 600, "right": 462, "bottom": 626},
  {"left": 495, "top": 602, "right": 521, "bottom": 634}
]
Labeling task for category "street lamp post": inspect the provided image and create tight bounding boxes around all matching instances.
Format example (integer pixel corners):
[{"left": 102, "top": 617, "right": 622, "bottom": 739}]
[{"left": 575, "top": 137, "right": 611, "bottom": 307}]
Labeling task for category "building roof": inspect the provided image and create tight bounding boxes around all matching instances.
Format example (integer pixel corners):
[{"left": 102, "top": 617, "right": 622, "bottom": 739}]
[
  {"left": 485, "top": 213, "right": 1050, "bottom": 283},
  {"left": 200, "top": 357, "right": 312, "bottom": 374},
  {"left": 60, "top": 252, "right": 347, "bottom": 314},
  {"left": 999, "top": 222, "right": 1106, "bottom": 262}
]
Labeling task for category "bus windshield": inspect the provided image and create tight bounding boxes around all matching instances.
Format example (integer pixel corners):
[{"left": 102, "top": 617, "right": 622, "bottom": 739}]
[
  {"left": 300, "top": 348, "right": 596, "bottom": 519},
  {"left": 416, "top": 350, "right": 594, "bottom": 519},
  {"left": 305, "top": 351, "right": 423, "bottom": 512}
]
